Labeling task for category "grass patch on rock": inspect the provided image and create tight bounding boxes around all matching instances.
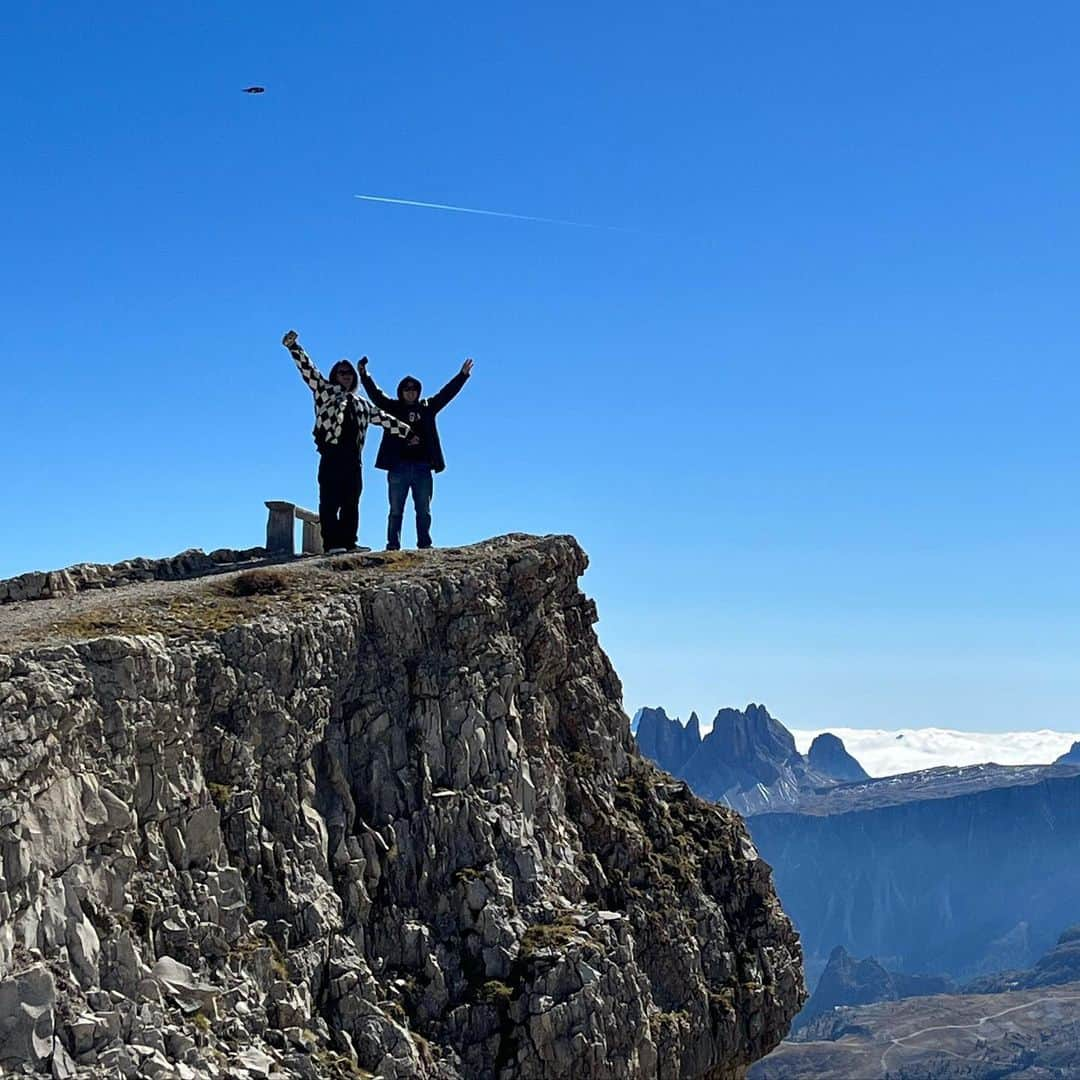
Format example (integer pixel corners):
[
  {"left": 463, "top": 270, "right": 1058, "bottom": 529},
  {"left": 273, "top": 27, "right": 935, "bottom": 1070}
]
[
  {"left": 217, "top": 568, "right": 291, "bottom": 597},
  {"left": 478, "top": 979, "right": 514, "bottom": 1004},
  {"left": 207, "top": 783, "right": 233, "bottom": 809},
  {"left": 519, "top": 920, "right": 580, "bottom": 957}
]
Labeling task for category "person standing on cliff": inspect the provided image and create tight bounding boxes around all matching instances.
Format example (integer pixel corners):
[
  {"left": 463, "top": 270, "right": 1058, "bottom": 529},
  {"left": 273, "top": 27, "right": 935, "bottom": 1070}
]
[
  {"left": 358, "top": 357, "right": 474, "bottom": 550},
  {"left": 282, "top": 330, "right": 412, "bottom": 555}
]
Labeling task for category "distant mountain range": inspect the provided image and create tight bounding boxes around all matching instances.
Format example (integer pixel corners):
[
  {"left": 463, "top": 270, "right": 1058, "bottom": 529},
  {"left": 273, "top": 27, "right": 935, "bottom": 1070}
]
[
  {"left": 796, "top": 945, "right": 954, "bottom": 1029},
  {"left": 634, "top": 704, "right": 867, "bottom": 815},
  {"left": 633, "top": 704, "right": 1080, "bottom": 986},
  {"left": 792, "top": 725, "right": 1080, "bottom": 776},
  {"left": 797, "top": 923, "right": 1080, "bottom": 1029},
  {"left": 751, "top": 981, "right": 1080, "bottom": 1079},
  {"left": 753, "top": 926, "right": 1080, "bottom": 1078},
  {"left": 748, "top": 762, "right": 1080, "bottom": 983}
]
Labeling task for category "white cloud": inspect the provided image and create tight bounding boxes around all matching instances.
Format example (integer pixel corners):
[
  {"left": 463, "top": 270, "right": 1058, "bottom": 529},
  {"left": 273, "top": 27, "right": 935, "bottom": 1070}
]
[{"left": 790, "top": 727, "right": 1079, "bottom": 778}]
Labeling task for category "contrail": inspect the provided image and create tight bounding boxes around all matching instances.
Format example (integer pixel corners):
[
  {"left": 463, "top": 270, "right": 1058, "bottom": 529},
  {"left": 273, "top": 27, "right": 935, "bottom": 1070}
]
[{"left": 354, "top": 193, "right": 626, "bottom": 231}]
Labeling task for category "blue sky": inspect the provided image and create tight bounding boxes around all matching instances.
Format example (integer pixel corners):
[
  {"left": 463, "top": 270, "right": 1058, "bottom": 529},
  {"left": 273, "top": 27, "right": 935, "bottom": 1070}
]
[{"left": 4, "top": 2, "right": 1079, "bottom": 733}]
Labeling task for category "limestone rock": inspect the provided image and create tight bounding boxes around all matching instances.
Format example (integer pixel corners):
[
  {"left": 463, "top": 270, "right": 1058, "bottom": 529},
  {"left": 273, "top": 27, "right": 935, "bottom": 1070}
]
[
  {"left": 0, "top": 964, "right": 55, "bottom": 1068},
  {"left": 0, "top": 535, "right": 805, "bottom": 1077}
]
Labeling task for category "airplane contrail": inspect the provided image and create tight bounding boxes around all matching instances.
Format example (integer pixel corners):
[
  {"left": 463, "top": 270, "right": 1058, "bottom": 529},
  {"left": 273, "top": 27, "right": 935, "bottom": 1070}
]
[{"left": 354, "top": 193, "right": 626, "bottom": 231}]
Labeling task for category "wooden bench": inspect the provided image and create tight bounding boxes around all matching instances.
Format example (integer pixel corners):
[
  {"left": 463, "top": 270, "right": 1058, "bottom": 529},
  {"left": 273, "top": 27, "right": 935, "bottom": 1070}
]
[{"left": 265, "top": 501, "right": 323, "bottom": 556}]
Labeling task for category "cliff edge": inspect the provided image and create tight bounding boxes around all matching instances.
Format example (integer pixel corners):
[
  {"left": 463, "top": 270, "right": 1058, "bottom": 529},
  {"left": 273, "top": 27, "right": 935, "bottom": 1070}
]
[{"left": 0, "top": 535, "right": 804, "bottom": 1078}]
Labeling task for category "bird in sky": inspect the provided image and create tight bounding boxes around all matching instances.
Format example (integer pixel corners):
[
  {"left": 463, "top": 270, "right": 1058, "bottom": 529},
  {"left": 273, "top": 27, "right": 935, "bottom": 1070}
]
[{"left": 241, "top": 86, "right": 265, "bottom": 94}]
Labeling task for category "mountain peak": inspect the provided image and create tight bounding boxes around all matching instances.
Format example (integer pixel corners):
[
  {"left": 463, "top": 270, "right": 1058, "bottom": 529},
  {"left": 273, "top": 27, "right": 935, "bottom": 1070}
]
[
  {"left": 634, "top": 706, "right": 701, "bottom": 775},
  {"left": 687, "top": 711, "right": 701, "bottom": 739},
  {"left": 1055, "top": 740, "right": 1080, "bottom": 765},
  {"left": 808, "top": 732, "right": 870, "bottom": 782},
  {"left": 706, "top": 704, "right": 798, "bottom": 768}
]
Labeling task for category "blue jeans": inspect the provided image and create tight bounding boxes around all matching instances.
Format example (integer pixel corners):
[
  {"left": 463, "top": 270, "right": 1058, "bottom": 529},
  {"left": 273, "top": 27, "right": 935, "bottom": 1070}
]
[{"left": 387, "top": 463, "right": 434, "bottom": 549}]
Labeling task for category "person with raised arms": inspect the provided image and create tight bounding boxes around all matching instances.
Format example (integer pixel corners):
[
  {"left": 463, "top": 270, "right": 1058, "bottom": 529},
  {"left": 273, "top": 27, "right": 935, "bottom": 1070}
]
[
  {"left": 282, "top": 330, "right": 412, "bottom": 555},
  {"left": 359, "top": 357, "right": 474, "bottom": 550}
]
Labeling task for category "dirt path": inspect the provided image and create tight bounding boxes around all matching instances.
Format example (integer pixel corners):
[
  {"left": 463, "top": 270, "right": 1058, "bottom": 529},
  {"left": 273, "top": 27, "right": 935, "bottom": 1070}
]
[{"left": 879, "top": 993, "right": 1080, "bottom": 1072}]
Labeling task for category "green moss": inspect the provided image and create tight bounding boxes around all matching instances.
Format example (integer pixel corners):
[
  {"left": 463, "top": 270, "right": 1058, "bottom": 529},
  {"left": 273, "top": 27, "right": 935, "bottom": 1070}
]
[
  {"left": 519, "top": 920, "right": 580, "bottom": 956},
  {"left": 269, "top": 939, "right": 289, "bottom": 981},
  {"left": 478, "top": 979, "right": 514, "bottom": 1004},
  {"left": 207, "top": 783, "right": 233, "bottom": 809},
  {"left": 383, "top": 1000, "right": 407, "bottom": 1025},
  {"left": 569, "top": 749, "right": 595, "bottom": 773}
]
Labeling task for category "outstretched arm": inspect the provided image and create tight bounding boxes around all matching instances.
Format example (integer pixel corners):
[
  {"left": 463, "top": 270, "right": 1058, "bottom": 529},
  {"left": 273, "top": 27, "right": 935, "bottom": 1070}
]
[
  {"left": 429, "top": 358, "right": 474, "bottom": 412},
  {"left": 368, "top": 404, "right": 412, "bottom": 440},
  {"left": 357, "top": 359, "right": 395, "bottom": 410},
  {"left": 282, "top": 330, "right": 328, "bottom": 393}
]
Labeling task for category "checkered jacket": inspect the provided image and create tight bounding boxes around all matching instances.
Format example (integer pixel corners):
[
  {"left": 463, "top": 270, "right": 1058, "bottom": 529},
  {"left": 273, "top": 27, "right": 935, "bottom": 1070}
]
[{"left": 285, "top": 339, "right": 411, "bottom": 451}]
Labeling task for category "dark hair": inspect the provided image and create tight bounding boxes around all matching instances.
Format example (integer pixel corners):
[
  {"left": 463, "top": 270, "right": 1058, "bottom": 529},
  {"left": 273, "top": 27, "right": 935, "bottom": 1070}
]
[
  {"left": 397, "top": 375, "right": 422, "bottom": 396},
  {"left": 329, "top": 360, "right": 358, "bottom": 387}
]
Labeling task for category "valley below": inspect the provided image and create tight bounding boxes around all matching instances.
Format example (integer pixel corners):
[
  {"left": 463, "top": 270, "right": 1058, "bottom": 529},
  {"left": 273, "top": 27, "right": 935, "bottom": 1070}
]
[{"left": 750, "top": 981, "right": 1080, "bottom": 1079}]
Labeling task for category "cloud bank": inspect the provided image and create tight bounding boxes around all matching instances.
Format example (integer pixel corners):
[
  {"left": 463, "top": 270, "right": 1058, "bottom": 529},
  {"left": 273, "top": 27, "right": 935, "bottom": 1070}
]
[{"left": 790, "top": 727, "right": 1079, "bottom": 778}]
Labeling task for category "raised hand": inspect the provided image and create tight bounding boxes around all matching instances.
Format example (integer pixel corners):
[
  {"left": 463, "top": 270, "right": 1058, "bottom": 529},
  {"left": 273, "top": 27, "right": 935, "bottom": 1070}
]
[
  {"left": 282, "top": 330, "right": 299, "bottom": 347},
  {"left": 358, "top": 355, "right": 369, "bottom": 370},
  {"left": 461, "top": 358, "right": 474, "bottom": 376}
]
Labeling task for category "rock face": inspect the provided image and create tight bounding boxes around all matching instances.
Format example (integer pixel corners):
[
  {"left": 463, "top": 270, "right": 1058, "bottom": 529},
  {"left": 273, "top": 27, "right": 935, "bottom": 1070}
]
[
  {"left": 965, "top": 924, "right": 1080, "bottom": 994},
  {"left": 0, "top": 536, "right": 805, "bottom": 1079},
  {"left": 1056, "top": 740, "right": 1080, "bottom": 765},
  {"left": 746, "top": 766, "right": 1080, "bottom": 985},
  {"left": 805, "top": 734, "right": 868, "bottom": 783},
  {"left": 0, "top": 546, "right": 267, "bottom": 603},
  {"left": 634, "top": 704, "right": 864, "bottom": 815},
  {"left": 795, "top": 946, "right": 952, "bottom": 1028},
  {"left": 633, "top": 708, "right": 701, "bottom": 776}
]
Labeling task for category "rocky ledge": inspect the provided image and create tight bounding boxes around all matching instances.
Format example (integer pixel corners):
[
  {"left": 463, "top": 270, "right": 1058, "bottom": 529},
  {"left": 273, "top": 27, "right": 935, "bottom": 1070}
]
[
  {"left": 0, "top": 547, "right": 268, "bottom": 605},
  {"left": 0, "top": 535, "right": 804, "bottom": 1079}
]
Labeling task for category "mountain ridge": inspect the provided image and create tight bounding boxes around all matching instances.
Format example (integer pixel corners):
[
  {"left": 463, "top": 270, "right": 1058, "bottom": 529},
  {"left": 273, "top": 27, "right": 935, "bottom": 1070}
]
[{"left": 632, "top": 702, "right": 866, "bottom": 814}]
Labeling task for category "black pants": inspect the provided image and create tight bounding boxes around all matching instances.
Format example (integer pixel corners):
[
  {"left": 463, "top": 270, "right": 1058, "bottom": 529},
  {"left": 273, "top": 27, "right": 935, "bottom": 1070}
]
[{"left": 318, "top": 450, "right": 361, "bottom": 549}]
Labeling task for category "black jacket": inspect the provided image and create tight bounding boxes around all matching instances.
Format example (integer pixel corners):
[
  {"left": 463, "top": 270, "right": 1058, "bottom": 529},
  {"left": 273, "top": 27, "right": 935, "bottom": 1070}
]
[{"left": 359, "top": 369, "right": 469, "bottom": 473}]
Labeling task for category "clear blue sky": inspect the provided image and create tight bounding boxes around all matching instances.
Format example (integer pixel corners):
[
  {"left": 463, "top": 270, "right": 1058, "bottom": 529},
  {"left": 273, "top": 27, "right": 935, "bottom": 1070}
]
[{"left": 4, "top": 2, "right": 1079, "bottom": 733}]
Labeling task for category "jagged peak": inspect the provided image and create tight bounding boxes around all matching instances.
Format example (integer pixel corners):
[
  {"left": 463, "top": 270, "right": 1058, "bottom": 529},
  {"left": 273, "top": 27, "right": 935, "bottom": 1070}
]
[
  {"left": 808, "top": 732, "right": 870, "bottom": 782},
  {"left": 706, "top": 703, "right": 797, "bottom": 760},
  {"left": 1055, "top": 740, "right": 1080, "bottom": 764}
]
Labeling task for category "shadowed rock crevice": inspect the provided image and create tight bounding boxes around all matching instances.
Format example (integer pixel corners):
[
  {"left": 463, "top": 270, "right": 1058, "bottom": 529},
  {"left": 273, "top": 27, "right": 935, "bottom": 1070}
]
[{"left": 0, "top": 535, "right": 804, "bottom": 1078}]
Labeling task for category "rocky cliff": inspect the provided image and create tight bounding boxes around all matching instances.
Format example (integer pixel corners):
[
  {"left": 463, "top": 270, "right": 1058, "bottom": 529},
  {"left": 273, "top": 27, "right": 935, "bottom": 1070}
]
[
  {"left": 964, "top": 924, "right": 1080, "bottom": 994},
  {"left": 0, "top": 536, "right": 804, "bottom": 1079},
  {"left": 747, "top": 765, "right": 1080, "bottom": 984}
]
